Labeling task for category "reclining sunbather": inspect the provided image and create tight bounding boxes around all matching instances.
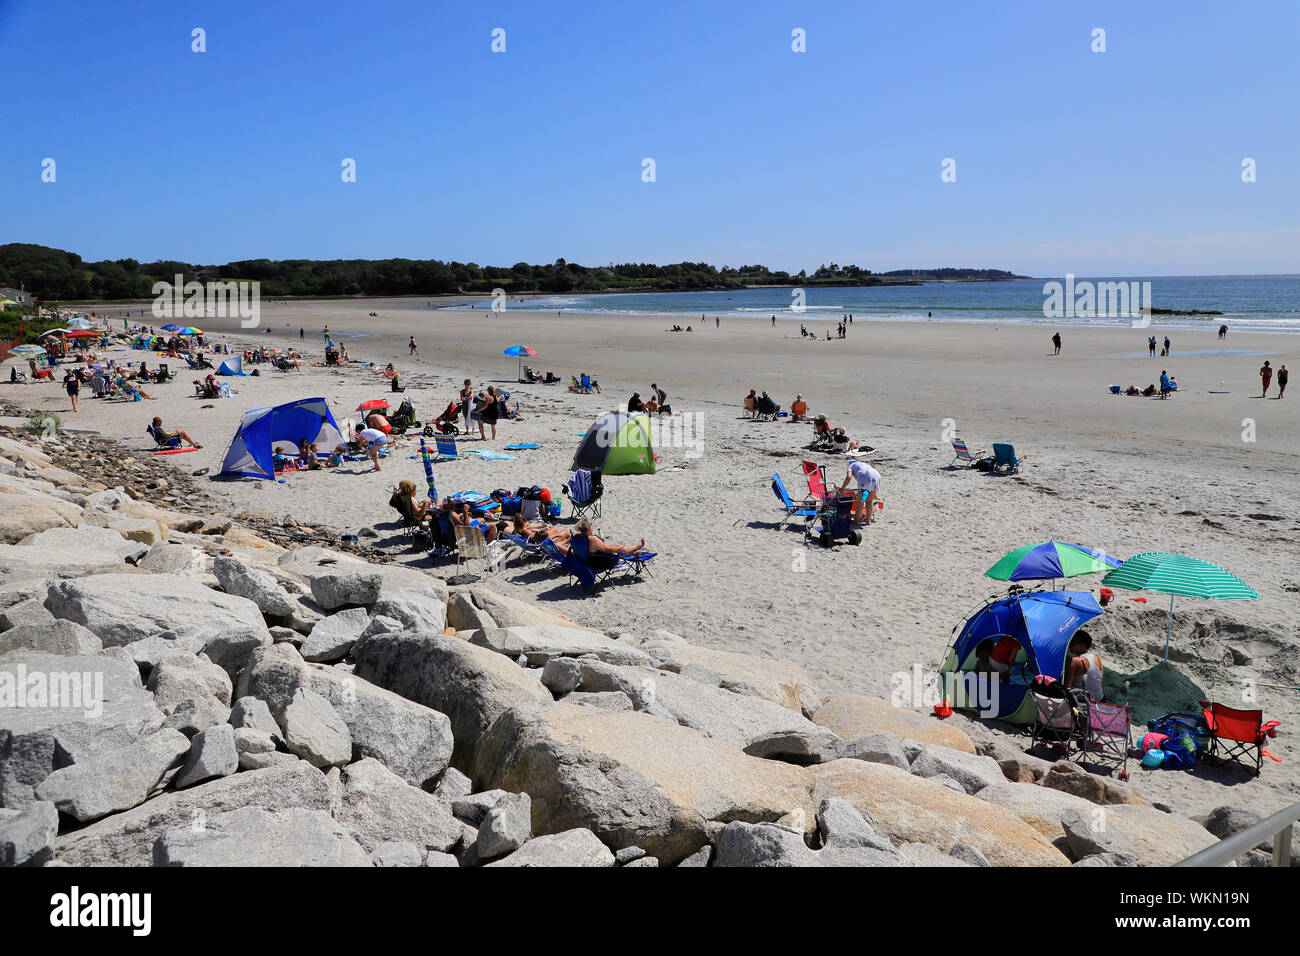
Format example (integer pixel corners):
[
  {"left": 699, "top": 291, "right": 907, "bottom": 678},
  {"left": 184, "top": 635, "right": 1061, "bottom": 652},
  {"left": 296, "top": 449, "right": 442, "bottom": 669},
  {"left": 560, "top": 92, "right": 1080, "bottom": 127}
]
[
  {"left": 509, "top": 512, "right": 570, "bottom": 545},
  {"left": 571, "top": 518, "right": 646, "bottom": 557}
]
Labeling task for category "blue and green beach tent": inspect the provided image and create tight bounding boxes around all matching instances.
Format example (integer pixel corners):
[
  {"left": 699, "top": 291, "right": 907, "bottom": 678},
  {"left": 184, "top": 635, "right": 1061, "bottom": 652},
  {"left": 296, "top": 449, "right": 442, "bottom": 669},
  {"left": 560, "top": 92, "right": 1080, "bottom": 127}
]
[
  {"left": 939, "top": 589, "right": 1103, "bottom": 723},
  {"left": 570, "top": 410, "right": 655, "bottom": 475},
  {"left": 218, "top": 398, "right": 342, "bottom": 479}
]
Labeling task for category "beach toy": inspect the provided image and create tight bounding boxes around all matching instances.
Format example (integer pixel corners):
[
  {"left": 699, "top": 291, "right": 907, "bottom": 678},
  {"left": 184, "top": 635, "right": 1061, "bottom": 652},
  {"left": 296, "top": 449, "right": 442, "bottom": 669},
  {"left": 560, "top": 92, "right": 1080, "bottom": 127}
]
[
  {"left": 933, "top": 701, "right": 953, "bottom": 718},
  {"left": 1141, "top": 749, "right": 1166, "bottom": 768},
  {"left": 1129, "top": 597, "right": 1147, "bottom": 603},
  {"left": 1099, "top": 587, "right": 1113, "bottom": 606}
]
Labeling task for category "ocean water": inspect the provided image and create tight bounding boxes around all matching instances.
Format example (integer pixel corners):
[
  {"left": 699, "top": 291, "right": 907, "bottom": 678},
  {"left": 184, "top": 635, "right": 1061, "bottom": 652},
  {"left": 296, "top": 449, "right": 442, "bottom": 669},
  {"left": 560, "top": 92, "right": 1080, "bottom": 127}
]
[{"left": 444, "top": 275, "right": 1300, "bottom": 333}]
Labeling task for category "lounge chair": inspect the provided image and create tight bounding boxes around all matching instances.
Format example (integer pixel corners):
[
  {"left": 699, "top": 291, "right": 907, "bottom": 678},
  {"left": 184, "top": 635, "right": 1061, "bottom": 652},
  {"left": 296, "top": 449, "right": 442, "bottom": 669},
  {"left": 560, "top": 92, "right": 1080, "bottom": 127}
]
[
  {"left": 559, "top": 535, "right": 656, "bottom": 592},
  {"left": 434, "top": 435, "right": 459, "bottom": 460},
  {"left": 579, "top": 374, "right": 593, "bottom": 394},
  {"left": 810, "top": 416, "right": 835, "bottom": 450},
  {"left": 800, "top": 460, "right": 833, "bottom": 503},
  {"left": 754, "top": 395, "right": 780, "bottom": 421},
  {"left": 453, "top": 524, "right": 508, "bottom": 573},
  {"left": 992, "top": 442, "right": 1024, "bottom": 475},
  {"left": 388, "top": 491, "right": 432, "bottom": 543},
  {"left": 950, "top": 437, "right": 986, "bottom": 468},
  {"left": 147, "top": 423, "right": 181, "bottom": 449},
  {"left": 563, "top": 468, "right": 602, "bottom": 519},
  {"left": 771, "top": 473, "right": 819, "bottom": 529},
  {"left": 1199, "top": 699, "right": 1281, "bottom": 777},
  {"left": 743, "top": 396, "right": 756, "bottom": 418},
  {"left": 543, "top": 372, "right": 561, "bottom": 385}
]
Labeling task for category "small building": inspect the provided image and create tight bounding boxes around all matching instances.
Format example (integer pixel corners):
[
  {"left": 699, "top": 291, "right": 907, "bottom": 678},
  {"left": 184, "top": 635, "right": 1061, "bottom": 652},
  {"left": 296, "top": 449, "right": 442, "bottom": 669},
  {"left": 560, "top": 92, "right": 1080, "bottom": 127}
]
[{"left": 0, "top": 287, "right": 33, "bottom": 306}]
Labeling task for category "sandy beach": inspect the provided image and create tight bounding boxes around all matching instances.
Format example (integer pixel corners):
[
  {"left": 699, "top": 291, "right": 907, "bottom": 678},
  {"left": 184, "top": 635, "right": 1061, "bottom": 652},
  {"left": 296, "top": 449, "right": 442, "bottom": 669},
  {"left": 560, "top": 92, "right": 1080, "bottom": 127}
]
[{"left": 8, "top": 299, "right": 1298, "bottom": 818}]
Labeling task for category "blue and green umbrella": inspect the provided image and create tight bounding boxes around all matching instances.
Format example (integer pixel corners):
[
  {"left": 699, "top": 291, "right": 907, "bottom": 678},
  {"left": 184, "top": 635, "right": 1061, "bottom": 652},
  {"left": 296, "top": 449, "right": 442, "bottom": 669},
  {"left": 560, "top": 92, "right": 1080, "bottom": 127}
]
[{"left": 985, "top": 541, "right": 1122, "bottom": 582}]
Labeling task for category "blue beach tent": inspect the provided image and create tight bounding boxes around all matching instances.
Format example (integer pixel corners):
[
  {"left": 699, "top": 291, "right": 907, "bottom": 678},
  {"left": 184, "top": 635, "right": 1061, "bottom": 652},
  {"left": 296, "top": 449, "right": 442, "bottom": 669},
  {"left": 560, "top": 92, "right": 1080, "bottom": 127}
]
[
  {"left": 219, "top": 398, "right": 342, "bottom": 478},
  {"left": 938, "top": 589, "right": 1103, "bottom": 723},
  {"left": 216, "top": 356, "right": 244, "bottom": 376}
]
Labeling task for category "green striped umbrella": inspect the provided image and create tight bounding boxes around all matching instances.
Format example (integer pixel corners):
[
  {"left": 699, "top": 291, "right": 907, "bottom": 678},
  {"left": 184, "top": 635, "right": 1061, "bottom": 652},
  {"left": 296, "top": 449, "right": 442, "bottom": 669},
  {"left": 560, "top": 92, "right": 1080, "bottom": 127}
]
[{"left": 1101, "top": 552, "right": 1258, "bottom": 661}]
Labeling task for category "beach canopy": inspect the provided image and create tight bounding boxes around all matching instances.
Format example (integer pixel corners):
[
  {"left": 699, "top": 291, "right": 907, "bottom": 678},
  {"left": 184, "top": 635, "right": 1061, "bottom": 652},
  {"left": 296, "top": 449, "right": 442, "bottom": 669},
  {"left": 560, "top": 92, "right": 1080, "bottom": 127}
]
[
  {"left": 357, "top": 399, "right": 390, "bottom": 412},
  {"left": 216, "top": 356, "right": 244, "bottom": 376},
  {"left": 503, "top": 344, "right": 536, "bottom": 380},
  {"left": 985, "top": 541, "right": 1122, "bottom": 581},
  {"left": 219, "top": 398, "right": 342, "bottom": 479},
  {"left": 940, "top": 589, "right": 1104, "bottom": 723},
  {"left": 570, "top": 410, "right": 655, "bottom": 475},
  {"left": 1101, "top": 552, "right": 1258, "bottom": 661}
]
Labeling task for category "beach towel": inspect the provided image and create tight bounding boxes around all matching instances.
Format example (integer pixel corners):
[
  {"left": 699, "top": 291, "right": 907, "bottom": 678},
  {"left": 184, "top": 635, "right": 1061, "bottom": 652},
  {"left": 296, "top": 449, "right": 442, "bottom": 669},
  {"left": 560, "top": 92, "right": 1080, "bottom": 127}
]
[
  {"left": 504, "top": 443, "right": 541, "bottom": 450},
  {"left": 465, "top": 449, "right": 517, "bottom": 461}
]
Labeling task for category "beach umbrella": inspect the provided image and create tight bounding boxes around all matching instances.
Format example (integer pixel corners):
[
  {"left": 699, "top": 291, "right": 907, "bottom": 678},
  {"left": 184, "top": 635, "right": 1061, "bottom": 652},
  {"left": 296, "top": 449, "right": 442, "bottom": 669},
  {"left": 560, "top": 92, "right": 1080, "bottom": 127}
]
[
  {"left": 10, "top": 344, "right": 45, "bottom": 356},
  {"left": 161, "top": 324, "right": 182, "bottom": 332},
  {"left": 1101, "top": 552, "right": 1258, "bottom": 661},
  {"left": 502, "top": 345, "right": 536, "bottom": 380},
  {"left": 64, "top": 329, "right": 103, "bottom": 339},
  {"left": 177, "top": 327, "right": 203, "bottom": 335},
  {"left": 985, "top": 541, "right": 1123, "bottom": 582},
  {"left": 356, "top": 400, "right": 391, "bottom": 413},
  {"left": 419, "top": 438, "right": 437, "bottom": 500}
]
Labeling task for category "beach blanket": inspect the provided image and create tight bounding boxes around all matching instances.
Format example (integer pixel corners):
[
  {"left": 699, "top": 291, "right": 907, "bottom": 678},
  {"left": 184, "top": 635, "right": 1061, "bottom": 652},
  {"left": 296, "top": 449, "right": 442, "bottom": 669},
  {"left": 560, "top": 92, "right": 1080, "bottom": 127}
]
[
  {"left": 504, "top": 443, "right": 541, "bottom": 450},
  {"left": 466, "top": 450, "right": 517, "bottom": 461}
]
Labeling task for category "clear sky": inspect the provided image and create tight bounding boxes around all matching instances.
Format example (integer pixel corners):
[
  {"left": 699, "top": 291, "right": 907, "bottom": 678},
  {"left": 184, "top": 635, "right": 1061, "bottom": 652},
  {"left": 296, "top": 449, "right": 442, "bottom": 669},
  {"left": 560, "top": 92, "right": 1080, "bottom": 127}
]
[{"left": 2, "top": 0, "right": 1297, "bottom": 276}]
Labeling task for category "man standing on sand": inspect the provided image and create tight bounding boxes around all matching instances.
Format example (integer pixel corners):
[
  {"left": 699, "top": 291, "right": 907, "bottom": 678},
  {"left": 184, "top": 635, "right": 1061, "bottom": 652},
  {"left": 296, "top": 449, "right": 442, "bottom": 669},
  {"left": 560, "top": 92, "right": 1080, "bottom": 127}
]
[
  {"left": 1260, "top": 360, "right": 1272, "bottom": 397},
  {"left": 322, "top": 325, "right": 330, "bottom": 342},
  {"left": 1277, "top": 365, "right": 1288, "bottom": 397},
  {"left": 1164, "top": 335, "right": 1172, "bottom": 356},
  {"left": 1148, "top": 335, "right": 1157, "bottom": 357},
  {"left": 409, "top": 336, "right": 419, "bottom": 356},
  {"left": 1052, "top": 331, "right": 1062, "bottom": 355},
  {"left": 715, "top": 316, "right": 719, "bottom": 329},
  {"left": 299, "top": 327, "right": 304, "bottom": 340}
]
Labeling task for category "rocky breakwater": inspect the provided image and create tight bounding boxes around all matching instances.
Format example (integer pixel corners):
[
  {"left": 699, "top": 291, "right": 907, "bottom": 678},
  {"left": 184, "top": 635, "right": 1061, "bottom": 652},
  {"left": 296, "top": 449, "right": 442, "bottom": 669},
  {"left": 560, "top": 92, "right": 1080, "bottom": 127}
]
[{"left": 0, "top": 429, "right": 1225, "bottom": 867}]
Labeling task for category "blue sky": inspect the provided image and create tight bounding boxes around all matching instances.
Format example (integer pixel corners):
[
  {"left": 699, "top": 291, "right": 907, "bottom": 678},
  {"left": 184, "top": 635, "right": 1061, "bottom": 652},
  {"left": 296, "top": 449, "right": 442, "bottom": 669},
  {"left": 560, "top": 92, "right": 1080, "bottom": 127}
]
[{"left": 2, "top": 0, "right": 1297, "bottom": 276}]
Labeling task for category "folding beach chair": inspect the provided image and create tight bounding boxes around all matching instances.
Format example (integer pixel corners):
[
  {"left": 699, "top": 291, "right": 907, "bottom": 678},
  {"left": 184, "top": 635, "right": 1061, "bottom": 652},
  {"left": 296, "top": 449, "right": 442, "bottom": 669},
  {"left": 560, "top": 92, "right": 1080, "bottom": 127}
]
[
  {"left": 563, "top": 468, "right": 603, "bottom": 519},
  {"left": 771, "top": 474, "right": 819, "bottom": 529},
  {"left": 1028, "top": 676, "right": 1089, "bottom": 759},
  {"left": 1199, "top": 699, "right": 1282, "bottom": 777},
  {"left": 434, "top": 434, "right": 459, "bottom": 460},
  {"left": 562, "top": 535, "right": 656, "bottom": 592},
  {"left": 1079, "top": 699, "right": 1133, "bottom": 780},
  {"left": 755, "top": 395, "right": 780, "bottom": 421},
  {"left": 800, "top": 460, "right": 832, "bottom": 502},
  {"left": 950, "top": 437, "right": 986, "bottom": 467},
  {"left": 147, "top": 422, "right": 182, "bottom": 450},
  {"left": 426, "top": 513, "right": 456, "bottom": 561},
  {"left": 454, "top": 524, "right": 508, "bottom": 573},
  {"left": 992, "top": 442, "right": 1024, "bottom": 475},
  {"left": 579, "top": 374, "right": 593, "bottom": 393}
]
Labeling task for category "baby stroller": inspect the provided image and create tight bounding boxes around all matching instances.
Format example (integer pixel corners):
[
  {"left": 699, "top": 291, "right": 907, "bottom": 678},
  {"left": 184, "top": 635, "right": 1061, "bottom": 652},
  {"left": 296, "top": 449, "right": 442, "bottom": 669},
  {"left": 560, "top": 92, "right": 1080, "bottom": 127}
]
[
  {"left": 425, "top": 401, "right": 461, "bottom": 437},
  {"left": 804, "top": 493, "right": 861, "bottom": 548},
  {"left": 1028, "top": 675, "right": 1089, "bottom": 759}
]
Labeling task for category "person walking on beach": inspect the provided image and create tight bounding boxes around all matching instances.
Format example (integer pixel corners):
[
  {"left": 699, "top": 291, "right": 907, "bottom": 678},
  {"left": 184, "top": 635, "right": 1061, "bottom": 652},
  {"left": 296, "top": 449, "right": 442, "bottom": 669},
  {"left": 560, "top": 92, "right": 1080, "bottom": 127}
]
[
  {"left": 299, "top": 327, "right": 304, "bottom": 340},
  {"left": 63, "top": 368, "right": 80, "bottom": 412},
  {"left": 1260, "top": 361, "right": 1272, "bottom": 397},
  {"left": 1219, "top": 324, "right": 1228, "bottom": 340},
  {"left": 1164, "top": 336, "right": 1171, "bottom": 356},
  {"left": 771, "top": 315, "right": 776, "bottom": 326},
  {"left": 1148, "top": 335, "right": 1157, "bottom": 357},
  {"left": 1052, "top": 331, "right": 1062, "bottom": 355},
  {"left": 1277, "top": 365, "right": 1288, "bottom": 398},
  {"left": 408, "top": 336, "right": 419, "bottom": 356},
  {"left": 715, "top": 316, "right": 719, "bottom": 329}
]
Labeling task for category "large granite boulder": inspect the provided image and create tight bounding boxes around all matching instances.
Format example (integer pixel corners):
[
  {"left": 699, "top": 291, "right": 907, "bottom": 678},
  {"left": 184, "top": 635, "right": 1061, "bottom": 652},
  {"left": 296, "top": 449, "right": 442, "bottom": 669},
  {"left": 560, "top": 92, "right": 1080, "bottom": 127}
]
[
  {"left": 334, "top": 758, "right": 462, "bottom": 855},
  {"left": 813, "top": 695, "right": 976, "bottom": 753},
  {"left": 153, "top": 806, "right": 370, "bottom": 866},
  {"left": 34, "top": 728, "right": 191, "bottom": 822}
]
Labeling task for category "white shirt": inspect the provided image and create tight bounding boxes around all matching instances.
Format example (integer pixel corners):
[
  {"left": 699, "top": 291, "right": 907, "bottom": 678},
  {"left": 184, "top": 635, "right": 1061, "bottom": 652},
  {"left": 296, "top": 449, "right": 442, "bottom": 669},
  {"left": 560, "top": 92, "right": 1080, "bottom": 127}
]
[
  {"left": 848, "top": 461, "right": 879, "bottom": 492},
  {"left": 359, "top": 428, "right": 386, "bottom": 444}
]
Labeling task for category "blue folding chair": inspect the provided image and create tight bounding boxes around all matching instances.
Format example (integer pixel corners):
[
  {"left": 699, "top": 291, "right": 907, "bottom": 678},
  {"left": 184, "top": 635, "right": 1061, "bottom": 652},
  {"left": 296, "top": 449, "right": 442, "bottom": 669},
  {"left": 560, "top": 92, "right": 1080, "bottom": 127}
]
[
  {"left": 563, "top": 468, "right": 603, "bottom": 519},
  {"left": 434, "top": 434, "right": 459, "bottom": 460},
  {"left": 992, "top": 442, "right": 1024, "bottom": 475},
  {"left": 579, "top": 374, "right": 592, "bottom": 393},
  {"left": 771, "top": 473, "right": 818, "bottom": 529}
]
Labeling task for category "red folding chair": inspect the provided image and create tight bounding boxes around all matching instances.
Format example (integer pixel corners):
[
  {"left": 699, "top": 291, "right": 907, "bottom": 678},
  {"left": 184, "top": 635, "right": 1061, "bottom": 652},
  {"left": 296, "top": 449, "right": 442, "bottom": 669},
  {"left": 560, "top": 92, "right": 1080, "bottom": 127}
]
[
  {"left": 800, "top": 460, "right": 831, "bottom": 502},
  {"left": 1199, "top": 699, "right": 1282, "bottom": 777}
]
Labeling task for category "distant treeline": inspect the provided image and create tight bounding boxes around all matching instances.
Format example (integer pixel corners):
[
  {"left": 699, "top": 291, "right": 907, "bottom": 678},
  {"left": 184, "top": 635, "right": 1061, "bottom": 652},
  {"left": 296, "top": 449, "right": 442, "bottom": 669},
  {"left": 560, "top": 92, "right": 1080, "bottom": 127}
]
[{"left": 0, "top": 243, "right": 1023, "bottom": 302}]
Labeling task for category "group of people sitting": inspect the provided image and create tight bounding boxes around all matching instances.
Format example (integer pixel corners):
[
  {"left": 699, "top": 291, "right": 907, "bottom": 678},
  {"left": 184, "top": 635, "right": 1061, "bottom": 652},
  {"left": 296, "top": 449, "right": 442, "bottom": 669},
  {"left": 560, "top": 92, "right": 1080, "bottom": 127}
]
[
  {"left": 971, "top": 630, "right": 1104, "bottom": 700},
  {"left": 569, "top": 374, "right": 602, "bottom": 393},
  {"left": 812, "top": 414, "right": 864, "bottom": 453},
  {"left": 1111, "top": 372, "right": 1178, "bottom": 398},
  {"left": 272, "top": 439, "right": 348, "bottom": 472},
  {"left": 667, "top": 325, "right": 693, "bottom": 332},
  {"left": 742, "top": 389, "right": 779, "bottom": 418},
  {"left": 627, "top": 383, "right": 669, "bottom": 415}
]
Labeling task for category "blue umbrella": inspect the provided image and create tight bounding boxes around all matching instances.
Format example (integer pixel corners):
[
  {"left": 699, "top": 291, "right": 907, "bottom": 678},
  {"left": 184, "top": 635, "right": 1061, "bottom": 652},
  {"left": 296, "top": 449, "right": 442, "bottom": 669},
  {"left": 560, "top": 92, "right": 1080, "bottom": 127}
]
[
  {"left": 985, "top": 541, "right": 1123, "bottom": 582},
  {"left": 161, "top": 324, "right": 182, "bottom": 332}
]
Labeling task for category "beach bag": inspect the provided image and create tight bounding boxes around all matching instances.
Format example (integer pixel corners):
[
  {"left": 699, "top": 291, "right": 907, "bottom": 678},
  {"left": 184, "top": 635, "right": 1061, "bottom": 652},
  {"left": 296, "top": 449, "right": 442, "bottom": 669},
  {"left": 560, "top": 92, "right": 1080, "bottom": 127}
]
[
  {"left": 1148, "top": 712, "right": 1211, "bottom": 752},
  {"left": 1161, "top": 732, "right": 1198, "bottom": 769},
  {"left": 1141, "top": 749, "right": 1166, "bottom": 769},
  {"left": 500, "top": 497, "right": 522, "bottom": 516},
  {"left": 974, "top": 456, "right": 996, "bottom": 472}
]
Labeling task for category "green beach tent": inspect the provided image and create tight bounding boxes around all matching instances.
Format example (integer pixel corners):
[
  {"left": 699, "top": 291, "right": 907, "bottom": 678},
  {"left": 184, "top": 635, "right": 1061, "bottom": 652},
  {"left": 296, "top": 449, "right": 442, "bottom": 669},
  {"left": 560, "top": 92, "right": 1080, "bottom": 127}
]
[{"left": 570, "top": 410, "right": 656, "bottom": 475}]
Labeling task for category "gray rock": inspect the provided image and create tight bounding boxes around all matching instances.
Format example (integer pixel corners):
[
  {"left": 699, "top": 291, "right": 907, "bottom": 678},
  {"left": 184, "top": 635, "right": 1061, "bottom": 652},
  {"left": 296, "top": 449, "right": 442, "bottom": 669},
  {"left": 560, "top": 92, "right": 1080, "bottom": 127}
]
[
  {"left": 1074, "top": 851, "right": 1138, "bottom": 867},
  {"left": 309, "top": 568, "right": 383, "bottom": 610},
  {"left": 1061, "top": 806, "right": 1137, "bottom": 860},
  {"left": 44, "top": 574, "right": 268, "bottom": 649},
  {"left": 484, "top": 625, "right": 651, "bottom": 668},
  {"left": 334, "top": 758, "right": 462, "bottom": 854},
  {"left": 160, "top": 696, "right": 230, "bottom": 738},
  {"left": 615, "top": 846, "right": 647, "bottom": 864},
  {"left": 623, "top": 855, "right": 659, "bottom": 867},
  {"left": 909, "top": 744, "right": 1005, "bottom": 794},
  {"left": 153, "top": 806, "right": 369, "bottom": 866},
  {"left": 300, "top": 607, "right": 369, "bottom": 663},
  {"left": 950, "top": 841, "right": 991, "bottom": 867},
  {"left": 55, "top": 760, "right": 331, "bottom": 866},
  {"left": 714, "top": 821, "right": 820, "bottom": 867},
  {"left": 434, "top": 767, "right": 473, "bottom": 803},
  {"left": 281, "top": 688, "right": 352, "bottom": 769},
  {"left": 0, "top": 800, "right": 59, "bottom": 866},
  {"left": 173, "top": 724, "right": 239, "bottom": 789},
  {"left": 484, "top": 828, "right": 616, "bottom": 867},
  {"left": 678, "top": 846, "right": 713, "bottom": 867},
  {"left": 816, "top": 797, "right": 895, "bottom": 851},
  {"left": 34, "top": 729, "right": 191, "bottom": 822},
  {"left": 927, "top": 773, "right": 968, "bottom": 793},
  {"left": 269, "top": 626, "right": 304, "bottom": 647},
  {"left": 229, "top": 696, "right": 284, "bottom": 743},
  {"left": 360, "top": 614, "right": 404, "bottom": 639},
  {"left": 0, "top": 598, "right": 56, "bottom": 632},
  {"left": 452, "top": 790, "right": 508, "bottom": 826},
  {"left": 476, "top": 791, "right": 532, "bottom": 861},
  {"left": 540, "top": 657, "right": 583, "bottom": 696},
  {"left": 351, "top": 631, "right": 553, "bottom": 772},
  {"left": 843, "top": 732, "right": 910, "bottom": 770},
  {"left": 20, "top": 526, "right": 149, "bottom": 563},
  {"left": 147, "top": 651, "right": 232, "bottom": 710},
  {"left": 0, "top": 620, "right": 102, "bottom": 657},
  {"left": 468, "top": 627, "right": 525, "bottom": 658},
  {"left": 232, "top": 727, "right": 277, "bottom": 769},
  {"left": 212, "top": 556, "right": 297, "bottom": 618},
  {"left": 371, "top": 840, "right": 422, "bottom": 867},
  {"left": 897, "top": 842, "right": 972, "bottom": 867},
  {"left": 425, "top": 851, "right": 459, "bottom": 867},
  {"left": 200, "top": 630, "right": 271, "bottom": 683},
  {"left": 567, "top": 690, "right": 635, "bottom": 712}
]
